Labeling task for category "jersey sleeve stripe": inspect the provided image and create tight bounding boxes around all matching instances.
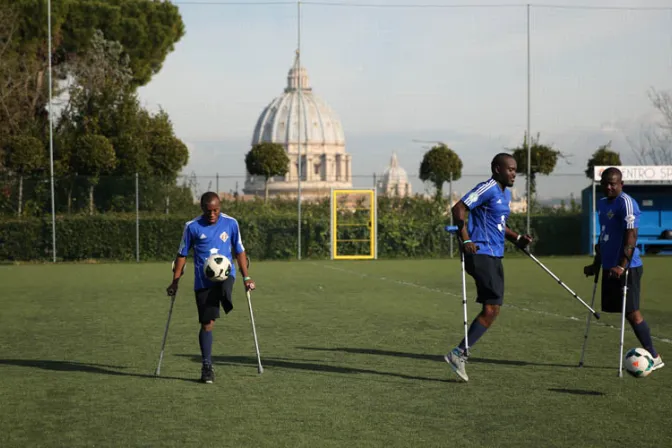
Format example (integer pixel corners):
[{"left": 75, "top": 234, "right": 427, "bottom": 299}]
[
  {"left": 463, "top": 179, "right": 496, "bottom": 206},
  {"left": 623, "top": 194, "right": 635, "bottom": 229}
]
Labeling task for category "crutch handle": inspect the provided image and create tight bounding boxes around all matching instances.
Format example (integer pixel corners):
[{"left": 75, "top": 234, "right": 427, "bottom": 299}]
[{"left": 445, "top": 225, "right": 459, "bottom": 233}]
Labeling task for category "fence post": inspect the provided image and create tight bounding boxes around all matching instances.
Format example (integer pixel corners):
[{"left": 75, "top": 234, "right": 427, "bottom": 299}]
[
  {"left": 449, "top": 172, "right": 454, "bottom": 258},
  {"left": 135, "top": 172, "right": 139, "bottom": 263},
  {"left": 216, "top": 173, "right": 219, "bottom": 195}
]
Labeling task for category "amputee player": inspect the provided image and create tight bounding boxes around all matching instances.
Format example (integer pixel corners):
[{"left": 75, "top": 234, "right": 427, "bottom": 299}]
[
  {"left": 166, "top": 192, "right": 256, "bottom": 384},
  {"left": 583, "top": 167, "right": 664, "bottom": 371},
  {"left": 445, "top": 153, "right": 532, "bottom": 382}
]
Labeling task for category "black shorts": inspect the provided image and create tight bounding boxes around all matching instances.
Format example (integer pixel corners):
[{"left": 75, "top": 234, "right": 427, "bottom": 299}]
[
  {"left": 601, "top": 266, "right": 642, "bottom": 314},
  {"left": 464, "top": 254, "right": 504, "bottom": 305},
  {"left": 194, "top": 276, "right": 235, "bottom": 323}
]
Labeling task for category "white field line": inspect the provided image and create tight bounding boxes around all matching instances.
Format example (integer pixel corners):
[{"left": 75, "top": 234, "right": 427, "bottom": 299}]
[{"left": 316, "top": 263, "right": 672, "bottom": 346}]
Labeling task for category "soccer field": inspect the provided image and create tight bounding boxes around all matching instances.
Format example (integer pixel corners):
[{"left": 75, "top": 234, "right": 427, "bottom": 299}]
[{"left": 1, "top": 257, "right": 671, "bottom": 447}]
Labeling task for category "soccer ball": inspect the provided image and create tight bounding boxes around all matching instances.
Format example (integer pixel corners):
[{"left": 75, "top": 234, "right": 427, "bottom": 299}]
[
  {"left": 203, "top": 254, "right": 231, "bottom": 282},
  {"left": 624, "top": 347, "right": 654, "bottom": 378}
]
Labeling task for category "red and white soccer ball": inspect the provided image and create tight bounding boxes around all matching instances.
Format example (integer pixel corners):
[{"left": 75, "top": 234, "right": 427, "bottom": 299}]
[
  {"left": 624, "top": 347, "right": 654, "bottom": 378},
  {"left": 204, "top": 254, "right": 231, "bottom": 282}
]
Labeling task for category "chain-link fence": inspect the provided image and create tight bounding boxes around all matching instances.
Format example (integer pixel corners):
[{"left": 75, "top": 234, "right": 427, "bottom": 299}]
[{"left": 0, "top": 171, "right": 590, "bottom": 218}]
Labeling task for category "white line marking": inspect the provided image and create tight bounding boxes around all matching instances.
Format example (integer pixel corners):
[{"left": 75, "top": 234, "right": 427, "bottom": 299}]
[{"left": 316, "top": 263, "right": 672, "bottom": 345}]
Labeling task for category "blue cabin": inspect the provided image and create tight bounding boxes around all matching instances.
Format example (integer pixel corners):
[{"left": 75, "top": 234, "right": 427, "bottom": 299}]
[{"left": 582, "top": 184, "right": 672, "bottom": 255}]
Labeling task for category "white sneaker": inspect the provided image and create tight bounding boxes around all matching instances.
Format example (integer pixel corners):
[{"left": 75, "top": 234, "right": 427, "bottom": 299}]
[
  {"left": 445, "top": 348, "right": 469, "bottom": 382},
  {"left": 652, "top": 355, "right": 665, "bottom": 371}
]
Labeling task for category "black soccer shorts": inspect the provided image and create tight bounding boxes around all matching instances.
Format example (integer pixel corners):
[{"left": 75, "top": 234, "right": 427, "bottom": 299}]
[
  {"left": 194, "top": 276, "right": 235, "bottom": 323},
  {"left": 464, "top": 254, "right": 505, "bottom": 305},
  {"left": 601, "top": 266, "right": 642, "bottom": 314}
]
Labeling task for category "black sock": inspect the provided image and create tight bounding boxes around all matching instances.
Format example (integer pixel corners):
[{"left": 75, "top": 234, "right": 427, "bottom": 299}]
[
  {"left": 458, "top": 319, "right": 489, "bottom": 353},
  {"left": 199, "top": 329, "right": 213, "bottom": 366},
  {"left": 631, "top": 320, "right": 658, "bottom": 358}
]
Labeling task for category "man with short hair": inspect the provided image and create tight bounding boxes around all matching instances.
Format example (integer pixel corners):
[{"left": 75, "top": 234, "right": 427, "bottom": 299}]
[
  {"left": 445, "top": 153, "right": 532, "bottom": 382},
  {"left": 167, "top": 192, "right": 256, "bottom": 383},
  {"left": 583, "top": 167, "right": 664, "bottom": 371}
]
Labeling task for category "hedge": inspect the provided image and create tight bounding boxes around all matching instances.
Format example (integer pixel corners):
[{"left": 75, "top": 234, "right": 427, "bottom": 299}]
[{"left": 0, "top": 211, "right": 583, "bottom": 262}]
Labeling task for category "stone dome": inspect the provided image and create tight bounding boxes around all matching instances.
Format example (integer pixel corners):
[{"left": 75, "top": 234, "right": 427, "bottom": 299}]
[
  {"left": 251, "top": 52, "right": 345, "bottom": 147},
  {"left": 244, "top": 51, "right": 353, "bottom": 199},
  {"left": 383, "top": 153, "right": 409, "bottom": 186},
  {"left": 378, "top": 152, "right": 412, "bottom": 197}
]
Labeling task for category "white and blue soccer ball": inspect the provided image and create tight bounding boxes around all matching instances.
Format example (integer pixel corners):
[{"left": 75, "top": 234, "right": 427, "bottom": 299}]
[
  {"left": 624, "top": 347, "right": 654, "bottom": 378},
  {"left": 204, "top": 254, "right": 231, "bottom": 282}
]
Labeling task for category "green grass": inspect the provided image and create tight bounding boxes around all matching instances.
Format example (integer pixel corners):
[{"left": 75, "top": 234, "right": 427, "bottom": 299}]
[{"left": 1, "top": 257, "right": 671, "bottom": 447}]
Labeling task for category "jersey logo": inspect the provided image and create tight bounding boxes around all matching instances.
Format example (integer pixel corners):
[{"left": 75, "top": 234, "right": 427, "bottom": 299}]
[
  {"left": 468, "top": 192, "right": 479, "bottom": 203},
  {"left": 496, "top": 199, "right": 502, "bottom": 204},
  {"left": 199, "top": 233, "right": 207, "bottom": 239},
  {"left": 606, "top": 210, "right": 614, "bottom": 220},
  {"left": 209, "top": 248, "right": 219, "bottom": 254},
  {"left": 220, "top": 232, "right": 229, "bottom": 243},
  {"left": 625, "top": 214, "right": 635, "bottom": 224}
]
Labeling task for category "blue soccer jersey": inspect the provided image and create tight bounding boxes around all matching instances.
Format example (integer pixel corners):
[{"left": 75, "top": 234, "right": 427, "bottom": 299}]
[
  {"left": 461, "top": 178, "right": 512, "bottom": 258},
  {"left": 597, "top": 193, "right": 642, "bottom": 270},
  {"left": 178, "top": 213, "right": 246, "bottom": 290}
]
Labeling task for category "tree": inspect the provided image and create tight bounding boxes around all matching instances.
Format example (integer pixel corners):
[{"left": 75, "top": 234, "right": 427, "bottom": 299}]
[
  {"left": 631, "top": 88, "right": 672, "bottom": 165},
  {"left": 245, "top": 142, "right": 290, "bottom": 202},
  {"left": 0, "top": 0, "right": 184, "bottom": 141},
  {"left": 2, "top": 135, "right": 46, "bottom": 216},
  {"left": 59, "top": 29, "right": 134, "bottom": 137},
  {"left": 71, "top": 134, "right": 116, "bottom": 214},
  {"left": 510, "top": 133, "right": 567, "bottom": 206},
  {"left": 585, "top": 142, "right": 621, "bottom": 180},
  {"left": 418, "top": 143, "right": 462, "bottom": 202},
  {"left": 60, "top": 0, "right": 185, "bottom": 87}
]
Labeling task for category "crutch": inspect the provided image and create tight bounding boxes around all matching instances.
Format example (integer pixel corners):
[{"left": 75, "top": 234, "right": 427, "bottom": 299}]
[
  {"left": 519, "top": 248, "right": 601, "bottom": 319},
  {"left": 579, "top": 265, "right": 600, "bottom": 367},
  {"left": 445, "top": 225, "right": 469, "bottom": 356},
  {"left": 155, "top": 260, "right": 184, "bottom": 376},
  {"left": 618, "top": 265, "right": 631, "bottom": 378},
  {"left": 244, "top": 256, "right": 263, "bottom": 374},
  {"left": 155, "top": 294, "right": 176, "bottom": 377}
]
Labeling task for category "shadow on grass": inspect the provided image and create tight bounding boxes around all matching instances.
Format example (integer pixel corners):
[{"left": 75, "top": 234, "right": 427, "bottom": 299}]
[
  {"left": 0, "top": 359, "right": 199, "bottom": 383},
  {"left": 296, "top": 347, "right": 612, "bottom": 370},
  {"left": 548, "top": 388, "right": 606, "bottom": 396},
  {"left": 177, "top": 354, "right": 459, "bottom": 383}
]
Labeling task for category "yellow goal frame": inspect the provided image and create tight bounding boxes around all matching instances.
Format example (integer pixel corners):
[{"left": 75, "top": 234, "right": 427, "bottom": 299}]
[{"left": 330, "top": 188, "right": 378, "bottom": 260}]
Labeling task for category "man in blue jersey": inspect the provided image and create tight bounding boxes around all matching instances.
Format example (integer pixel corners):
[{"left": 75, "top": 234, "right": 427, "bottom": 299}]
[
  {"left": 166, "top": 192, "right": 256, "bottom": 384},
  {"left": 445, "top": 153, "right": 532, "bottom": 382},
  {"left": 583, "top": 167, "right": 664, "bottom": 371}
]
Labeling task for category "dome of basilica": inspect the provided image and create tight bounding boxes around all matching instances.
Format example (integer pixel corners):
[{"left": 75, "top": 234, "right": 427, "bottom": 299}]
[
  {"left": 251, "top": 52, "right": 345, "bottom": 147},
  {"left": 244, "top": 52, "right": 353, "bottom": 199}
]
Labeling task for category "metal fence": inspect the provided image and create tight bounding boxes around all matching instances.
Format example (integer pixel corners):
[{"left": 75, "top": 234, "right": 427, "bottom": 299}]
[{"left": 0, "top": 171, "right": 589, "bottom": 218}]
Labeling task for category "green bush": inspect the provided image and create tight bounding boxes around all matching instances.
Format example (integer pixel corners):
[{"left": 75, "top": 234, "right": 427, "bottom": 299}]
[{"left": 0, "top": 196, "right": 583, "bottom": 261}]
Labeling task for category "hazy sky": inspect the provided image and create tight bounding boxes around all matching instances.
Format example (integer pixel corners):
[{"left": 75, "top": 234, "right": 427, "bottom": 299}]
[{"left": 137, "top": 0, "right": 672, "bottom": 199}]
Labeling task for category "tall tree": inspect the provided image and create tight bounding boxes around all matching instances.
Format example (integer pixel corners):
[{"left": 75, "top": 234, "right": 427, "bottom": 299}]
[
  {"left": 510, "top": 133, "right": 567, "bottom": 206},
  {"left": 71, "top": 134, "right": 116, "bottom": 214},
  {"left": 585, "top": 142, "right": 621, "bottom": 180},
  {"left": 0, "top": 0, "right": 184, "bottom": 140},
  {"left": 2, "top": 135, "right": 46, "bottom": 216},
  {"left": 419, "top": 143, "right": 462, "bottom": 202},
  {"left": 631, "top": 88, "right": 672, "bottom": 165},
  {"left": 245, "top": 142, "right": 290, "bottom": 202}
]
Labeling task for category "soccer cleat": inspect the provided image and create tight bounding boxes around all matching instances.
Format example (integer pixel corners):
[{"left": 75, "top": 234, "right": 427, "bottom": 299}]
[
  {"left": 200, "top": 364, "right": 215, "bottom": 384},
  {"left": 652, "top": 355, "right": 665, "bottom": 371},
  {"left": 444, "top": 348, "right": 469, "bottom": 382}
]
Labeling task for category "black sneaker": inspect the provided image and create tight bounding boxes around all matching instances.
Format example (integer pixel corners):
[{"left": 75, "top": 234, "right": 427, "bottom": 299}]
[{"left": 200, "top": 364, "right": 215, "bottom": 384}]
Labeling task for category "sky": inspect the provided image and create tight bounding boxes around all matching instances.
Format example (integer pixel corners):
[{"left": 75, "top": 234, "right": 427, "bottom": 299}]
[{"left": 137, "top": 0, "right": 672, "bottom": 200}]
